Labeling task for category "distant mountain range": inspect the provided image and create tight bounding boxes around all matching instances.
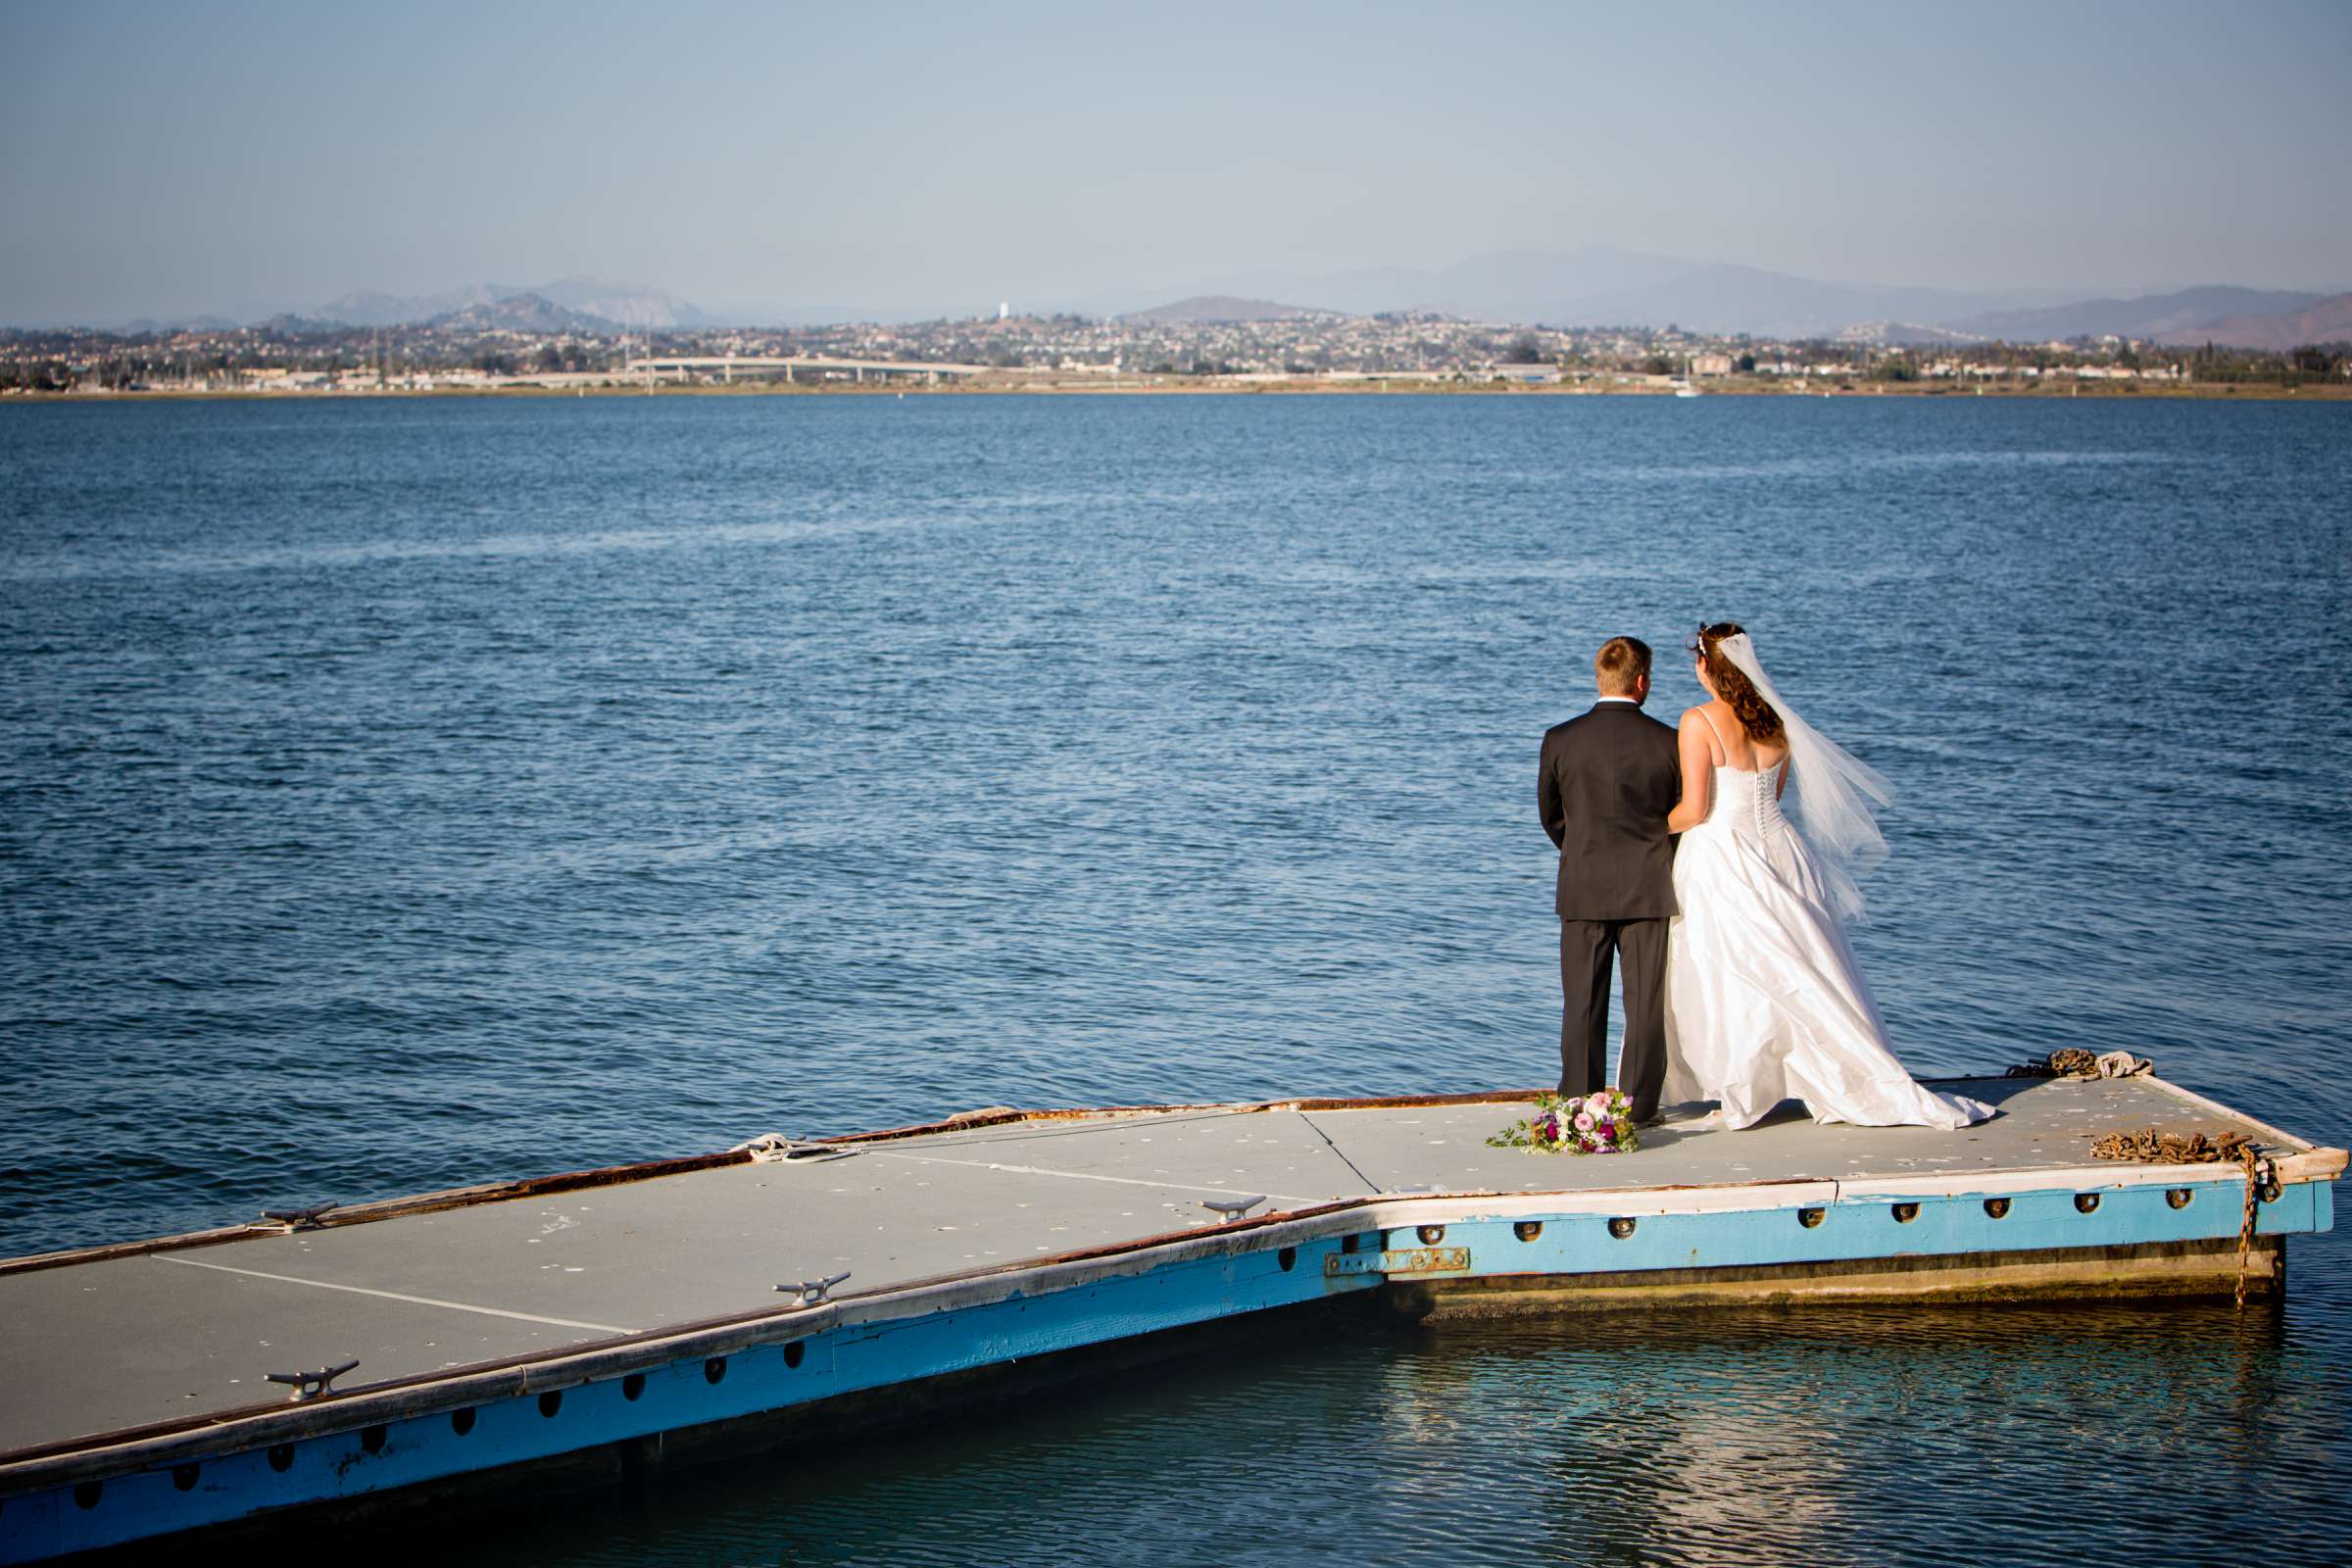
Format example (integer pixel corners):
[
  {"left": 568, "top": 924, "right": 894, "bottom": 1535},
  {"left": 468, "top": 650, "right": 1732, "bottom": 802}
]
[
  {"left": 302, "top": 276, "right": 717, "bottom": 329},
  {"left": 428, "top": 293, "right": 613, "bottom": 333},
  {"left": 115, "top": 314, "right": 243, "bottom": 334},
  {"left": 1944, "top": 286, "right": 2329, "bottom": 342},
  {"left": 251, "top": 291, "right": 615, "bottom": 337},
  {"left": 1088, "top": 248, "right": 2096, "bottom": 338},
  {"left": 1115, "top": 250, "right": 2352, "bottom": 344},
  {"left": 2157, "top": 292, "right": 2352, "bottom": 352},
  {"left": 35, "top": 250, "right": 2352, "bottom": 347}
]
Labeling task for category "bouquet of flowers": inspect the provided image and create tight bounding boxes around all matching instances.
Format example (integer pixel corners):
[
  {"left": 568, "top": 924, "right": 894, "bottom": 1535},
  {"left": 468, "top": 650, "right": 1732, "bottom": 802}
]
[{"left": 1487, "top": 1090, "right": 1640, "bottom": 1154}]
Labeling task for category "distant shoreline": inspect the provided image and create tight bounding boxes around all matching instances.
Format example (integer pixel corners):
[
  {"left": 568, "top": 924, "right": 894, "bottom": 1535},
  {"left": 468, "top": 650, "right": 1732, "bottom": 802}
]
[{"left": 5, "top": 376, "right": 2347, "bottom": 405}]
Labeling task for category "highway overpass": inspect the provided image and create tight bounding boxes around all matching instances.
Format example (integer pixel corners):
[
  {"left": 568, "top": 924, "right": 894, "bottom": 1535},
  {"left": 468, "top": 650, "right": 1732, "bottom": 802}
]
[{"left": 619, "top": 355, "right": 993, "bottom": 383}]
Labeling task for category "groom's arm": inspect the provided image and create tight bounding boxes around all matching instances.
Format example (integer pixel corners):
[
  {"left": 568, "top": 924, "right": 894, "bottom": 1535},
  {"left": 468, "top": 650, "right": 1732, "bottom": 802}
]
[{"left": 1538, "top": 734, "right": 1567, "bottom": 850}]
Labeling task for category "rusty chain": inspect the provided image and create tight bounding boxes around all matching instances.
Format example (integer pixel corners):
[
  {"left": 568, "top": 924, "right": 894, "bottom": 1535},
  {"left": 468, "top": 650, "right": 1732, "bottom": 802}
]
[
  {"left": 2235, "top": 1143, "right": 2265, "bottom": 1310},
  {"left": 2087, "top": 1125, "right": 2273, "bottom": 1307},
  {"left": 2008, "top": 1048, "right": 2152, "bottom": 1081},
  {"left": 2087, "top": 1127, "right": 2248, "bottom": 1163},
  {"left": 2010, "top": 1047, "right": 2105, "bottom": 1079}
]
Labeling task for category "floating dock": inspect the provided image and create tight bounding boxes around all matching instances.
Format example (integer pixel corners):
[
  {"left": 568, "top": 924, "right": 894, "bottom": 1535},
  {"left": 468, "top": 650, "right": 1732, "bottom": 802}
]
[{"left": 1, "top": 1072, "right": 2340, "bottom": 1561}]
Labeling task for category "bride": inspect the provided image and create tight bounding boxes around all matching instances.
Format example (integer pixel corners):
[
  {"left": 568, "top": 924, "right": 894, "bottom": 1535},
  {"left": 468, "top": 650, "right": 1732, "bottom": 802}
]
[{"left": 1659, "top": 622, "right": 1991, "bottom": 1131}]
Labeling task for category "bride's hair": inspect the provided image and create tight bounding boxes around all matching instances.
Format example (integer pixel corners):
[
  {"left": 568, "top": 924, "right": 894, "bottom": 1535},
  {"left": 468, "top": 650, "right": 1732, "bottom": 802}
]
[{"left": 1694, "top": 621, "right": 1785, "bottom": 744}]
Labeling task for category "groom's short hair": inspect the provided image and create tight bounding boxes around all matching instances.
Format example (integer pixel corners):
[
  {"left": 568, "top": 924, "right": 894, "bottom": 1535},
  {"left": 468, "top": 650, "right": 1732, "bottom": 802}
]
[{"left": 1594, "top": 636, "right": 1651, "bottom": 695}]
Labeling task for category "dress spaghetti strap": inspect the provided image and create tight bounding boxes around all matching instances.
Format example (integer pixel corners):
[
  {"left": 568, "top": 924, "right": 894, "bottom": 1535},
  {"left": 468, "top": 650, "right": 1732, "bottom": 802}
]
[{"left": 1695, "top": 706, "right": 1729, "bottom": 760}]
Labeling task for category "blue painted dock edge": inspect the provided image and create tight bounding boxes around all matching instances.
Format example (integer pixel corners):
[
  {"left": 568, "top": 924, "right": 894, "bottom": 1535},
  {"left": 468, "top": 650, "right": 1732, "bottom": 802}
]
[{"left": 0, "top": 1169, "right": 2332, "bottom": 1562}]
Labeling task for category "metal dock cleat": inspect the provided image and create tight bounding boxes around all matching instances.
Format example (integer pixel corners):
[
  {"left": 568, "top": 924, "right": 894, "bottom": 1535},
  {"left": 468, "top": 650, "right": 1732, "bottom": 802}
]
[
  {"left": 258, "top": 1202, "right": 339, "bottom": 1234},
  {"left": 265, "top": 1359, "right": 359, "bottom": 1402},
  {"left": 776, "top": 1270, "right": 851, "bottom": 1306},
  {"left": 1200, "top": 1195, "right": 1268, "bottom": 1223}
]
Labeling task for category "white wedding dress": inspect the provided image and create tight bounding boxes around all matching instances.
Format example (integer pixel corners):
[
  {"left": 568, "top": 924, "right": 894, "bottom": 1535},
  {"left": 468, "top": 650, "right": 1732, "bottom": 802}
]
[{"left": 1660, "top": 729, "right": 1992, "bottom": 1131}]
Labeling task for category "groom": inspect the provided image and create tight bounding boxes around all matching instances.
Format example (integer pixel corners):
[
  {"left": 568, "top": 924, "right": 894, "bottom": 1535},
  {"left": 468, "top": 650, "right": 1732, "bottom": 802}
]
[{"left": 1537, "top": 636, "right": 1682, "bottom": 1122}]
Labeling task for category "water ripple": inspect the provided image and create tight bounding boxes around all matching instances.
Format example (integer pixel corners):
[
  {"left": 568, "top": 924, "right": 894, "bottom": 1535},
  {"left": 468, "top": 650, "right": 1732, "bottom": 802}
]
[{"left": 3, "top": 394, "right": 2348, "bottom": 1561}]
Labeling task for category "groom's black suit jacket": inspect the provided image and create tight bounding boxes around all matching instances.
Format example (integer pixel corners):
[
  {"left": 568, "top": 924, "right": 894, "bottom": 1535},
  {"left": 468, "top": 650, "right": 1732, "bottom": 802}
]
[{"left": 1539, "top": 700, "right": 1681, "bottom": 920}]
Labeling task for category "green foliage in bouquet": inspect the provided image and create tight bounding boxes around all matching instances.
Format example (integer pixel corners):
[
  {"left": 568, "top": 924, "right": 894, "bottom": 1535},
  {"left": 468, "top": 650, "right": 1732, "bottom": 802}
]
[{"left": 1487, "top": 1089, "right": 1641, "bottom": 1154}]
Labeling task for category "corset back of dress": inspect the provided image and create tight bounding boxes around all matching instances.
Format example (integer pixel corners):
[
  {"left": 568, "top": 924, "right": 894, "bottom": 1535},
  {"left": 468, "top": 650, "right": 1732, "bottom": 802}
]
[{"left": 1706, "top": 762, "right": 1789, "bottom": 846}]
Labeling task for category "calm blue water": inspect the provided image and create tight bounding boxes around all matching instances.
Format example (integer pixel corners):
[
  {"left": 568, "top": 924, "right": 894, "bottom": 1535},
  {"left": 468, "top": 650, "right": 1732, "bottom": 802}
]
[{"left": 3, "top": 394, "right": 2347, "bottom": 1564}]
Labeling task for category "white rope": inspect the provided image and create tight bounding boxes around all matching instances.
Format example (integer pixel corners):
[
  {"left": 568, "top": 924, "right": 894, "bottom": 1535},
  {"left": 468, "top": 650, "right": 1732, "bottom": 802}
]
[{"left": 731, "top": 1133, "right": 856, "bottom": 1164}]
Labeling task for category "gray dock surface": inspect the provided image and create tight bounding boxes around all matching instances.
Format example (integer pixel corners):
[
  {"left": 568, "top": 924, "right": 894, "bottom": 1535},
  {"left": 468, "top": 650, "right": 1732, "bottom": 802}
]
[{"left": 0, "top": 1072, "right": 2322, "bottom": 1462}]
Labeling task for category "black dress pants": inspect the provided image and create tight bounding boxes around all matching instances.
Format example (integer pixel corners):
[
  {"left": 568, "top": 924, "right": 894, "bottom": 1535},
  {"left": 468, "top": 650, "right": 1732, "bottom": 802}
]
[{"left": 1558, "top": 916, "right": 1668, "bottom": 1120}]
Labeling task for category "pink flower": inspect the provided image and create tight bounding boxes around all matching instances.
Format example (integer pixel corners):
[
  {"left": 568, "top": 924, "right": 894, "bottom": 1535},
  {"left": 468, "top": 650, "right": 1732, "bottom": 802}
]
[
  {"left": 1573, "top": 1111, "right": 1595, "bottom": 1132},
  {"left": 1587, "top": 1093, "right": 1613, "bottom": 1116},
  {"left": 1600, "top": 1123, "right": 1618, "bottom": 1143}
]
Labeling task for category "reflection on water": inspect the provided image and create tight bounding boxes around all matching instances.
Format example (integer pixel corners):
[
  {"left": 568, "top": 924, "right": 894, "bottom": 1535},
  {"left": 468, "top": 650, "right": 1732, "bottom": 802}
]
[{"left": 411, "top": 1298, "right": 2337, "bottom": 1568}]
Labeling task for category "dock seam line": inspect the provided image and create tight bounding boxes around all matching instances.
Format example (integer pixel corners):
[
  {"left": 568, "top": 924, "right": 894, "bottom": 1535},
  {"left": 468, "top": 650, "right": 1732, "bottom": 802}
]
[
  {"left": 154, "top": 1255, "right": 636, "bottom": 1335},
  {"left": 862, "top": 1150, "right": 1325, "bottom": 1204},
  {"left": 1296, "top": 1110, "right": 1384, "bottom": 1195}
]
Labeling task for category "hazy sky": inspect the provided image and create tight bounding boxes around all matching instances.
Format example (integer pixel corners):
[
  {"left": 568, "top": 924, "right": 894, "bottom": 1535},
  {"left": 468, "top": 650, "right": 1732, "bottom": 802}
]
[{"left": 5, "top": 0, "right": 2347, "bottom": 322}]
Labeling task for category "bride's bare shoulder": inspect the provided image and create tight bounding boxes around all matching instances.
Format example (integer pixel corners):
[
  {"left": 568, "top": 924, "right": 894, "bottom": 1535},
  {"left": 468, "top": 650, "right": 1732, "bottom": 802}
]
[{"left": 1674, "top": 707, "right": 1715, "bottom": 755}]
